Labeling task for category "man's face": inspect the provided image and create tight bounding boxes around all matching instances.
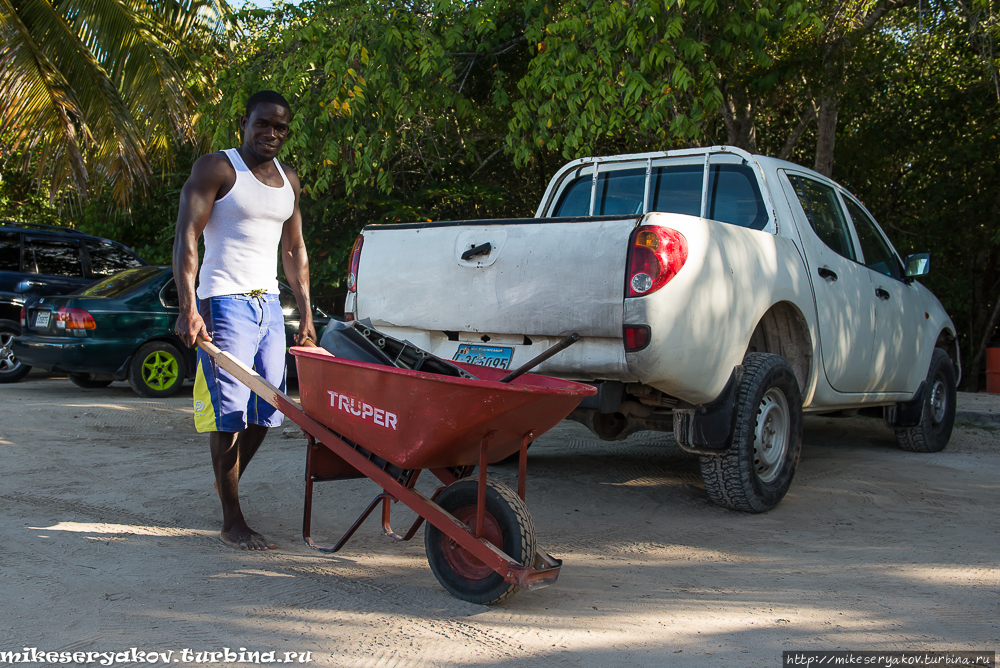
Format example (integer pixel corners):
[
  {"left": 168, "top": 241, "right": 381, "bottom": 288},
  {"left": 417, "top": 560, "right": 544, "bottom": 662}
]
[{"left": 240, "top": 102, "right": 291, "bottom": 161}]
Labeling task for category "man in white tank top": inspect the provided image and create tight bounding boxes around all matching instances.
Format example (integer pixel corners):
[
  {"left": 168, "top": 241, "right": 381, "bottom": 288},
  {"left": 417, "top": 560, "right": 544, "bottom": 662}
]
[{"left": 173, "top": 90, "right": 317, "bottom": 551}]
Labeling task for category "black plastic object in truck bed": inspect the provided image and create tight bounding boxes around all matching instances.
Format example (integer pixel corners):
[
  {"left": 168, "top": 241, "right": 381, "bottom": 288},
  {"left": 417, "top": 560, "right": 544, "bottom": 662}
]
[{"left": 320, "top": 319, "right": 477, "bottom": 379}]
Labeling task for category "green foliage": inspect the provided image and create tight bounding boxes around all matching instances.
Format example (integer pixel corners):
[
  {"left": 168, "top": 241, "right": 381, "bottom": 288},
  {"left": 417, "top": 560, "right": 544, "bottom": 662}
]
[
  {"left": 834, "top": 8, "right": 1000, "bottom": 385},
  {"left": 75, "top": 171, "right": 189, "bottom": 266},
  {"left": 0, "top": 168, "right": 67, "bottom": 228},
  {"left": 509, "top": 0, "right": 816, "bottom": 160}
]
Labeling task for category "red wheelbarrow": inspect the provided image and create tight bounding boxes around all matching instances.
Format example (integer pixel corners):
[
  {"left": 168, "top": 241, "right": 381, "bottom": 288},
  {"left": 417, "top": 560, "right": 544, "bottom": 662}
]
[{"left": 198, "top": 338, "right": 595, "bottom": 604}]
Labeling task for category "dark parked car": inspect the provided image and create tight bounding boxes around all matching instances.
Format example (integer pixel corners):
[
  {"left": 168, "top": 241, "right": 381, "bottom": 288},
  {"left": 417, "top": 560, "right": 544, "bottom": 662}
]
[
  {"left": 0, "top": 221, "right": 147, "bottom": 382},
  {"left": 13, "top": 266, "right": 330, "bottom": 397}
]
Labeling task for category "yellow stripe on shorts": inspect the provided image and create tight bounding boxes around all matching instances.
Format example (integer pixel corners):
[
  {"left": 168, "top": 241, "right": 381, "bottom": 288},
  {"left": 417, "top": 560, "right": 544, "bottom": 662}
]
[{"left": 193, "top": 358, "right": 218, "bottom": 433}]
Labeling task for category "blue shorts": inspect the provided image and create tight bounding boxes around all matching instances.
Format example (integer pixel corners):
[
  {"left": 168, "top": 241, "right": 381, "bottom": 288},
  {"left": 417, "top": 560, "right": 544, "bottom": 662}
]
[{"left": 192, "top": 294, "right": 286, "bottom": 433}]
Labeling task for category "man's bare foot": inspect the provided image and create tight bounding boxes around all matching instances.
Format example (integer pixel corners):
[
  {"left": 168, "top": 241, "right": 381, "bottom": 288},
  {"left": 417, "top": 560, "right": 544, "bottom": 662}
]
[{"left": 219, "top": 523, "right": 276, "bottom": 551}]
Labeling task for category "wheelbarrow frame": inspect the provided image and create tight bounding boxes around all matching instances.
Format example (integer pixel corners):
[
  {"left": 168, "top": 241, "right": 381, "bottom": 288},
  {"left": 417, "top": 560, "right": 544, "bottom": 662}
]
[{"left": 198, "top": 339, "right": 562, "bottom": 592}]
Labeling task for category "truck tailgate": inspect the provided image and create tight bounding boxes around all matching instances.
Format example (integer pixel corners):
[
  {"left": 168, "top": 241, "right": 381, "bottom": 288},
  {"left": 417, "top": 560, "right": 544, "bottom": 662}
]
[{"left": 356, "top": 217, "right": 640, "bottom": 338}]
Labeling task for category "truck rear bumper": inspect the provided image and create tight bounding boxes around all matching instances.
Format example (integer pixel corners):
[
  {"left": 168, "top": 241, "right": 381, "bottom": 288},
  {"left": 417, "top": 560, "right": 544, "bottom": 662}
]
[{"left": 371, "top": 325, "right": 638, "bottom": 382}]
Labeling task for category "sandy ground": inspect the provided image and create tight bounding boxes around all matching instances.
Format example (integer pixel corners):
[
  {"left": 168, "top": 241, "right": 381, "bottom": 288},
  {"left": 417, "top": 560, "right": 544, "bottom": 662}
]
[{"left": 1, "top": 371, "right": 998, "bottom": 667}]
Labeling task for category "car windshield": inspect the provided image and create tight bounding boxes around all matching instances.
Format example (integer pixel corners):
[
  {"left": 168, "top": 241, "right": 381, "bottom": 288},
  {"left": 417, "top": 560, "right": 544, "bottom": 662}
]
[{"left": 76, "top": 266, "right": 165, "bottom": 298}]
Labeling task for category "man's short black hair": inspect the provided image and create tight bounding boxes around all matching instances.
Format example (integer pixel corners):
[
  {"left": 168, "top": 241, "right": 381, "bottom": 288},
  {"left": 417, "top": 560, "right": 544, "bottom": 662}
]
[{"left": 245, "top": 90, "right": 291, "bottom": 118}]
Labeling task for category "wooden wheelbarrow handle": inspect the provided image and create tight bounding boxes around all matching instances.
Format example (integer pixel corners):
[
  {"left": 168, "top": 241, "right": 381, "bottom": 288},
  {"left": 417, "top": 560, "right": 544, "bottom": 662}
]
[{"left": 197, "top": 339, "right": 295, "bottom": 413}]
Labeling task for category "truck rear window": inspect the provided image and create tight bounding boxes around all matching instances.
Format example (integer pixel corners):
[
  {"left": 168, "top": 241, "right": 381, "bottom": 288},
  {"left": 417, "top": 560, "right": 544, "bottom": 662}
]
[{"left": 553, "top": 163, "right": 768, "bottom": 230}]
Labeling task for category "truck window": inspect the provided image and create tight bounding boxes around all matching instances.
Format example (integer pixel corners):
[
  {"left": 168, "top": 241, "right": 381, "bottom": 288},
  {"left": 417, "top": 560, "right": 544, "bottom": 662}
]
[
  {"left": 554, "top": 169, "right": 646, "bottom": 216},
  {"left": 552, "top": 175, "right": 593, "bottom": 217},
  {"left": 843, "top": 197, "right": 902, "bottom": 280},
  {"left": 652, "top": 164, "right": 768, "bottom": 230},
  {"left": 595, "top": 169, "right": 646, "bottom": 215},
  {"left": 651, "top": 166, "right": 702, "bottom": 217},
  {"left": 0, "top": 232, "right": 19, "bottom": 271},
  {"left": 787, "top": 176, "right": 857, "bottom": 261},
  {"left": 553, "top": 160, "right": 768, "bottom": 229}
]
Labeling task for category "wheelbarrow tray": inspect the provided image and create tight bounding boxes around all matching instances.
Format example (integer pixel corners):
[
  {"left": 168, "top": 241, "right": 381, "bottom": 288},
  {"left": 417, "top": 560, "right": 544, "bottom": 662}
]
[{"left": 291, "top": 346, "right": 596, "bottom": 470}]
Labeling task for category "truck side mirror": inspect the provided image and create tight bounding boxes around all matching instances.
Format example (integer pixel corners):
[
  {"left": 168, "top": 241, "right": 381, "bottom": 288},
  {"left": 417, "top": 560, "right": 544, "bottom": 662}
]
[{"left": 904, "top": 252, "right": 930, "bottom": 279}]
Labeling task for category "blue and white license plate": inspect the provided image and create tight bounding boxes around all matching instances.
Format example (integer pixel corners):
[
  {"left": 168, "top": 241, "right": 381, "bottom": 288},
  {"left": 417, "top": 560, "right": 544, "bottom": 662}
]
[
  {"left": 453, "top": 344, "right": 514, "bottom": 370},
  {"left": 34, "top": 311, "right": 50, "bottom": 328}
]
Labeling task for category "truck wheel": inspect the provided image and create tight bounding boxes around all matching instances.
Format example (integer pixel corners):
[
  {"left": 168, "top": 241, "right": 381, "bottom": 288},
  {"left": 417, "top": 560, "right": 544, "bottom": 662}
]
[
  {"left": 425, "top": 478, "right": 537, "bottom": 605},
  {"left": 0, "top": 319, "right": 31, "bottom": 383},
  {"left": 128, "top": 342, "right": 185, "bottom": 398},
  {"left": 699, "top": 353, "right": 803, "bottom": 513},
  {"left": 895, "top": 348, "right": 956, "bottom": 453},
  {"left": 70, "top": 373, "right": 113, "bottom": 389}
]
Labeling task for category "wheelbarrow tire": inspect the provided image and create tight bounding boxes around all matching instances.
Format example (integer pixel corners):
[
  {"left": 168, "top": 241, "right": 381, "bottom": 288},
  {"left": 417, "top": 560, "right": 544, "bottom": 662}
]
[{"left": 425, "top": 478, "right": 537, "bottom": 605}]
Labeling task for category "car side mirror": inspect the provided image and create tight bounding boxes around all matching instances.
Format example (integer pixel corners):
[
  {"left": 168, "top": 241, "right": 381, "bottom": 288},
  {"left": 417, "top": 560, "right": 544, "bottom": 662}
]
[{"left": 904, "top": 252, "right": 930, "bottom": 279}]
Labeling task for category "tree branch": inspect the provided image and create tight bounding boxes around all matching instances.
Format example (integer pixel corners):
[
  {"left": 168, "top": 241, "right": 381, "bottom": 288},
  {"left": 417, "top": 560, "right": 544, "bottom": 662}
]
[{"left": 778, "top": 102, "right": 817, "bottom": 161}]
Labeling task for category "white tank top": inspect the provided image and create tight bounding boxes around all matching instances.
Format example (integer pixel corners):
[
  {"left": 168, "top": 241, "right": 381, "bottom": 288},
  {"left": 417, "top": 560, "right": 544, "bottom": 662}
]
[{"left": 197, "top": 148, "right": 295, "bottom": 299}]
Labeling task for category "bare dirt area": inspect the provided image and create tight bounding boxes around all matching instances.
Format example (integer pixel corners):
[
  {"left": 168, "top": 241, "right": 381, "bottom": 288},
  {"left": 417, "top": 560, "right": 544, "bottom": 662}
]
[{"left": 2, "top": 372, "right": 998, "bottom": 667}]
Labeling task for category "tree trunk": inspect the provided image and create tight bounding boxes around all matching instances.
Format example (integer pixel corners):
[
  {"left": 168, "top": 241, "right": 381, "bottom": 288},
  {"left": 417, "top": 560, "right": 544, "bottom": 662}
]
[
  {"left": 722, "top": 92, "right": 757, "bottom": 153},
  {"left": 814, "top": 95, "right": 838, "bottom": 177}
]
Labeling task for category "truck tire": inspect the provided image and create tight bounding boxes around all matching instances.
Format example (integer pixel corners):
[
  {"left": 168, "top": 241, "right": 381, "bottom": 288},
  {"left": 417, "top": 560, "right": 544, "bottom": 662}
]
[
  {"left": 699, "top": 352, "right": 803, "bottom": 513},
  {"left": 894, "top": 348, "right": 956, "bottom": 453},
  {"left": 0, "top": 319, "right": 31, "bottom": 383}
]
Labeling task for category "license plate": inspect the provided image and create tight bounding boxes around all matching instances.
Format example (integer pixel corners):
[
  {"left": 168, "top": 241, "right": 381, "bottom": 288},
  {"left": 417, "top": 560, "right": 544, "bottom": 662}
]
[
  {"left": 34, "top": 311, "right": 50, "bottom": 328},
  {"left": 453, "top": 344, "right": 514, "bottom": 370}
]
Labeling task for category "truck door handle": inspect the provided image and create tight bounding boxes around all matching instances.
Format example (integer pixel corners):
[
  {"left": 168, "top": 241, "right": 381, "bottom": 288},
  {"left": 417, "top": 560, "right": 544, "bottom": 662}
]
[
  {"left": 461, "top": 242, "right": 492, "bottom": 261},
  {"left": 875, "top": 288, "right": 891, "bottom": 300},
  {"left": 24, "top": 280, "right": 47, "bottom": 287},
  {"left": 817, "top": 267, "right": 838, "bottom": 282}
]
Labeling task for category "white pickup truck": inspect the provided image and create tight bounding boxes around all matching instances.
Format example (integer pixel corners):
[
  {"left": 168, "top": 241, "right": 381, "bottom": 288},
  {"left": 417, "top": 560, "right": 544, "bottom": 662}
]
[{"left": 344, "top": 146, "right": 960, "bottom": 512}]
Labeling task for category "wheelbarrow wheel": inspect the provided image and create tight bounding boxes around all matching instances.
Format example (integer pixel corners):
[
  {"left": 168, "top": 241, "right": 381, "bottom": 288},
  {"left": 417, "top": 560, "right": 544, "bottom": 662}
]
[{"left": 425, "top": 478, "right": 537, "bottom": 605}]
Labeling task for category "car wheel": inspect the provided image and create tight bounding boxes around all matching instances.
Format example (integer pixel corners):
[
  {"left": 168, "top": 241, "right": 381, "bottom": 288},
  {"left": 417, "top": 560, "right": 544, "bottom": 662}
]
[
  {"left": 0, "top": 319, "right": 31, "bottom": 384},
  {"left": 698, "top": 352, "right": 803, "bottom": 513},
  {"left": 895, "top": 348, "right": 956, "bottom": 453},
  {"left": 128, "top": 341, "right": 185, "bottom": 398},
  {"left": 69, "top": 373, "right": 113, "bottom": 389}
]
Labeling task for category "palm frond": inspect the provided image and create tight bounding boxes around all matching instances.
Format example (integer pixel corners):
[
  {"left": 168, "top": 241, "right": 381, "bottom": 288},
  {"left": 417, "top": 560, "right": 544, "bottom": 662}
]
[{"left": 1, "top": 0, "right": 230, "bottom": 206}]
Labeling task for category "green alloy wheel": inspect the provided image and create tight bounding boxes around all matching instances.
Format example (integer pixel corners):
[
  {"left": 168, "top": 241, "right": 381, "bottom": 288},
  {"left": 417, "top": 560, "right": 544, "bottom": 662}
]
[{"left": 128, "top": 341, "right": 185, "bottom": 398}]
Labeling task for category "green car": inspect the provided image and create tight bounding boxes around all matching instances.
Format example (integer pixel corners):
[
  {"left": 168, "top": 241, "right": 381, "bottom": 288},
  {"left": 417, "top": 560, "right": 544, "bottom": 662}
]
[{"left": 13, "top": 266, "right": 329, "bottom": 397}]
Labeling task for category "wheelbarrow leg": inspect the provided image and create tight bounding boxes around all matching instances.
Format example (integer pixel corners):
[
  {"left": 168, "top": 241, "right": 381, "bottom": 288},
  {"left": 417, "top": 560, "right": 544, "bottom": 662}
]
[
  {"left": 517, "top": 431, "right": 533, "bottom": 502},
  {"left": 476, "top": 432, "right": 494, "bottom": 538},
  {"left": 302, "top": 437, "right": 321, "bottom": 550}
]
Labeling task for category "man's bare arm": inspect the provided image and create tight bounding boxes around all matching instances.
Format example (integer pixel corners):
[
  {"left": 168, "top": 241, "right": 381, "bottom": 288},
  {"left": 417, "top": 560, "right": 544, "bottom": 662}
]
[
  {"left": 280, "top": 166, "right": 317, "bottom": 345},
  {"left": 172, "top": 154, "right": 232, "bottom": 348}
]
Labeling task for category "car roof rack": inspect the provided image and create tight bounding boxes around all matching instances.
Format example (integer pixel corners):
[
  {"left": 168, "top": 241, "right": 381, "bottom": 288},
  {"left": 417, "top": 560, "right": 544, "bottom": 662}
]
[{"left": 0, "top": 220, "right": 88, "bottom": 235}]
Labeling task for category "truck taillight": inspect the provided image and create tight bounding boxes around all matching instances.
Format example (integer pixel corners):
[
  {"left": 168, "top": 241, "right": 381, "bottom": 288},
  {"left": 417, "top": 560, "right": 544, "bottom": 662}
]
[
  {"left": 625, "top": 226, "right": 687, "bottom": 297},
  {"left": 20, "top": 307, "right": 25, "bottom": 328},
  {"left": 55, "top": 307, "right": 96, "bottom": 330},
  {"left": 347, "top": 234, "right": 364, "bottom": 293}
]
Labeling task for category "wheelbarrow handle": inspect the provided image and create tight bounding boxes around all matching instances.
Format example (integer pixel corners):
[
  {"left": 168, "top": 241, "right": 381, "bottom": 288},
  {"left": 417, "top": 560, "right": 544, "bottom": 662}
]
[
  {"left": 499, "top": 333, "right": 580, "bottom": 383},
  {"left": 197, "top": 338, "right": 294, "bottom": 412}
]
